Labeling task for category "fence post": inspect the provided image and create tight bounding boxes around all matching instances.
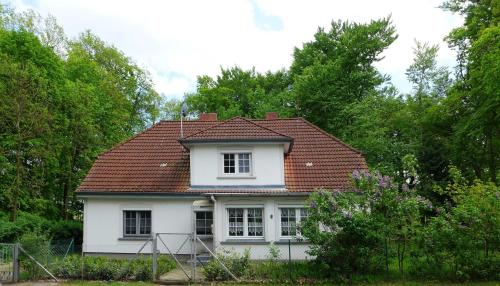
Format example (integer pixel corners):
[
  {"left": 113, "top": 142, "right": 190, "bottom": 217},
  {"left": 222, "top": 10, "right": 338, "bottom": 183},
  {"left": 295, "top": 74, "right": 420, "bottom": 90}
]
[
  {"left": 13, "top": 243, "right": 20, "bottom": 283},
  {"left": 288, "top": 239, "right": 292, "bottom": 282},
  {"left": 152, "top": 234, "right": 158, "bottom": 280}
]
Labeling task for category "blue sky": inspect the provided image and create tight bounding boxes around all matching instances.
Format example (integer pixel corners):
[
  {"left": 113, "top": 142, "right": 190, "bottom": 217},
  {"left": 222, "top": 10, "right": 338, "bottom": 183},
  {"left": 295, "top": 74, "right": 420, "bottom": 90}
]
[{"left": 11, "top": 0, "right": 462, "bottom": 99}]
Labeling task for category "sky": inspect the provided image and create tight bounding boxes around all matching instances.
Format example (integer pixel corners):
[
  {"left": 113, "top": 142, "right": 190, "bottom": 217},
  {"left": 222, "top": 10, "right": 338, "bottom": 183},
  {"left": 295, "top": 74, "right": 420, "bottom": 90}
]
[{"left": 10, "top": 0, "right": 463, "bottom": 100}]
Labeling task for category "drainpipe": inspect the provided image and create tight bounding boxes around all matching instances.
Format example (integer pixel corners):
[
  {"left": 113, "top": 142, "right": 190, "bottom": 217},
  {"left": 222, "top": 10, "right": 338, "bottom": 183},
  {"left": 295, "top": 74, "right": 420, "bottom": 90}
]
[{"left": 210, "top": 195, "right": 217, "bottom": 250}]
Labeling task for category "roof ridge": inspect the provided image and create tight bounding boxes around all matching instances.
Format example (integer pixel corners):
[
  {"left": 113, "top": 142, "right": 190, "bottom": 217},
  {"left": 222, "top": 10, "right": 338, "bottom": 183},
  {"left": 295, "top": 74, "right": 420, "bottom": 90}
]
[
  {"left": 298, "top": 117, "right": 364, "bottom": 155},
  {"left": 237, "top": 116, "right": 293, "bottom": 139},
  {"left": 182, "top": 116, "right": 292, "bottom": 140}
]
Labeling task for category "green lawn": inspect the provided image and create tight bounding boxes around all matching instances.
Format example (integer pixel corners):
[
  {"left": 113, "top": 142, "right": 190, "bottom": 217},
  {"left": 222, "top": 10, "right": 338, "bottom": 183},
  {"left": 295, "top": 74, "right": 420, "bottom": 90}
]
[{"left": 53, "top": 280, "right": 500, "bottom": 286}]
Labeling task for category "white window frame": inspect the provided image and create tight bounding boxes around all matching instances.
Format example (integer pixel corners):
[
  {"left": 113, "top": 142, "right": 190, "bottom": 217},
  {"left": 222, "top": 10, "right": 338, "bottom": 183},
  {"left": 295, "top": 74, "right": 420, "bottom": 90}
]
[
  {"left": 226, "top": 207, "right": 264, "bottom": 239},
  {"left": 218, "top": 149, "right": 254, "bottom": 178},
  {"left": 279, "top": 207, "right": 308, "bottom": 239},
  {"left": 123, "top": 210, "right": 152, "bottom": 237}
]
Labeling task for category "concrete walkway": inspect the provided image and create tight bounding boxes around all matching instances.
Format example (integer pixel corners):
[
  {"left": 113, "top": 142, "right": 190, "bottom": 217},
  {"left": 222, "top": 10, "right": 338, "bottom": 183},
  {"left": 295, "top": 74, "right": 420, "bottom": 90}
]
[{"left": 159, "top": 263, "right": 205, "bottom": 284}]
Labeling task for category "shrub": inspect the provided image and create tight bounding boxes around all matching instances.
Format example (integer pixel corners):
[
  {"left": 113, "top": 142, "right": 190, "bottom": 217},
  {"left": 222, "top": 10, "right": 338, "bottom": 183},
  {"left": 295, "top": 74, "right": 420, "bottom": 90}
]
[
  {"left": 51, "top": 254, "right": 175, "bottom": 281},
  {"left": 0, "top": 211, "right": 82, "bottom": 243},
  {"left": 19, "top": 232, "right": 52, "bottom": 280},
  {"left": 203, "top": 248, "right": 250, "bottom": 281}
]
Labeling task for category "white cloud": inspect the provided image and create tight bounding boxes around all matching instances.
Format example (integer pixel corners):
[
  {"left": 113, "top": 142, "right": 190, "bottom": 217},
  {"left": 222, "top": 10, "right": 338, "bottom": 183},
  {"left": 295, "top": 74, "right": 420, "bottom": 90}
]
[{"left": 11, "top": 0, "right": 463, "bottom": 98}]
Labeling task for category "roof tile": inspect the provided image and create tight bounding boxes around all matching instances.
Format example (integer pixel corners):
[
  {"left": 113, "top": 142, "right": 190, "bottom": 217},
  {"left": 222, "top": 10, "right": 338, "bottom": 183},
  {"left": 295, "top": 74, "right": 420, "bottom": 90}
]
[{"left": 77, "top": 117, "right": 367, "bottom": 194}]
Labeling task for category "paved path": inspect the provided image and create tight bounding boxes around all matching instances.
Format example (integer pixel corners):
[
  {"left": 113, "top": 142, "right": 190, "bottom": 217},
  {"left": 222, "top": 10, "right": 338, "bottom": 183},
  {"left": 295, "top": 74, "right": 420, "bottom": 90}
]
[{"left": 159, "top": 263, "right": 205, "bottom": 283}]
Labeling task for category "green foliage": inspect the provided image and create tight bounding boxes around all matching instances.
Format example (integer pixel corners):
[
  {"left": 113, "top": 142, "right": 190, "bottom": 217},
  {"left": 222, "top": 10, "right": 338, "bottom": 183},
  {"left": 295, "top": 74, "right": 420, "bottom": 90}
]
[
  {"left": 413, "top": 181, "right": 500, "bottom": 280},
  {"left": 291, "top": 17, "right": 396, "bottom": 136},
  {"left": 19, "top": 232, "right": 52, "bottom": 280},
  {"left": 245, "top": 260, "right": 330, "bottom": 283},
  {"left": 185, "top": 67, "right": 295, "bottom": 120},
  {"left": 52, "top": 254, "right": 175, "bottom": 281},
  {"left": 203, "top": 248, "right": 250, "bottom": 281},
  {"left": 0, "top": 6, "right": 161, "bottom": 223},
  {"left": 0, "top": 211, "right": 82, "bottom": 243}
]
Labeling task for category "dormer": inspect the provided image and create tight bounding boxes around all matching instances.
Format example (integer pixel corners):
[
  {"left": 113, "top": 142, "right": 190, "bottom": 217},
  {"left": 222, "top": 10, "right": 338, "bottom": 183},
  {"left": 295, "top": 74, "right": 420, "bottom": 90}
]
[{"left": 179, "top": 116, "right": 293, "bottom": 189}]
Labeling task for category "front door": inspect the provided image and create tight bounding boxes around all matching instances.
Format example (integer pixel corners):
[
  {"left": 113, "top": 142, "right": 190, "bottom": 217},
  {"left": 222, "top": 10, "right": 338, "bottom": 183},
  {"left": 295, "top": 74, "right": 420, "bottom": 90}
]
[{"left": 194, "top": 210, "right": 214, "bottom": 252}]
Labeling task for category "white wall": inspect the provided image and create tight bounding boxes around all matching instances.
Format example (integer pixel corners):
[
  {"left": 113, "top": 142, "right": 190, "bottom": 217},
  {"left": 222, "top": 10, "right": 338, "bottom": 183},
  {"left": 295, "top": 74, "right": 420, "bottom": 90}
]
[
  {"left": 213, "top": 196, "right": 312, "bottom": 260},
  {"left": 83, "top": 195, "right": 312, "bottom": 260},
  {"left": 83, "top": 197, "right": 200, "bottom": 255},
  {"left": 189, "top": 144, "right": 285, "bottom": 186}
]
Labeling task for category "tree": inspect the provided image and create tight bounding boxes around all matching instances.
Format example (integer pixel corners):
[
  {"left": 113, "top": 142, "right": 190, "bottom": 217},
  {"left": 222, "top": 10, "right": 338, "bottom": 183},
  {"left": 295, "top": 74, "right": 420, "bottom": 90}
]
[
  {"left": 440, "top": 0, "right": 500, "bottom": 184},
  {"left": 290, "top": 17, "right": 397, "bottom": 136},
  {"left": 0, "top": 29, "right": 64, "bottom": 221},
  {"left": 185, "top": 66, "right": 295, "bottom": 119}
]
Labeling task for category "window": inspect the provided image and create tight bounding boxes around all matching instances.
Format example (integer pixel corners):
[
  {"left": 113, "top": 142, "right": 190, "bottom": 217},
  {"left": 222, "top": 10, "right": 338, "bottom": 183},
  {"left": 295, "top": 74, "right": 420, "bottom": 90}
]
[
  {"left": 280, "top": 208, "right": 308, "bottom": 237},
  {"left": 196, "top": 211, "right": 213, "bottom": 235},
  {"left": 247, "top": 208, "right": 263, "bottom": 236},
  {"left": 222, "top": 153, "right": 252, "bottom": 175},
  {"left": 227, "top": 208, "right": 264, "bottom": 237},
  {"left": 228, "top": 209, "right": 244, "bottom": 236},
  {"left": 124, "top": 210, "right": 151, "bottom": 236}
]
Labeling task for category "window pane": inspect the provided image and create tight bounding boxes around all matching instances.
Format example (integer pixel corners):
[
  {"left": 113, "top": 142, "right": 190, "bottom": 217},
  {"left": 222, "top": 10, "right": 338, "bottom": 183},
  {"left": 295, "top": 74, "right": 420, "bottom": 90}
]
[
  {"left": 280, "top": 208, "right": 296, "bottom": 236},
  {"left": 228, "top": 208, "right": 244, "bottom": 236},
  {"left": 196, "top": 211, "right": 213, "bottom": 235},
  {"left": 139, "top": 211, "right": 151, "bottom": 235},
  {"left": 223, "top": 154, "right": 236, "bottom": 174},
  {"left": 124, "top": 211, "right": 136, "bottom": 235},
  {"left": 247, "top": 208, "right": 263, "bottom": 236},
  {"left": 238, "top": 153, "right": 251, "bottom": 173}
]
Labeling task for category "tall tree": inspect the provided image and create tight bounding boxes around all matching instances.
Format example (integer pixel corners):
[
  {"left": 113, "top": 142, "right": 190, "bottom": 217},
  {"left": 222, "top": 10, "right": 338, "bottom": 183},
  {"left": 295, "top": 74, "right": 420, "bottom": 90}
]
[
  {"left": 185, "top": 67, "right": 294, "bottom": 119},
  {"left": 441, "top": 0, "right": 500, "bottom": 184},
  {"left": 0, "top": 29, "right": 64, "bottom": 221},
  {"left": 290, "top": 18, "right": 397, "bottom": 136}
]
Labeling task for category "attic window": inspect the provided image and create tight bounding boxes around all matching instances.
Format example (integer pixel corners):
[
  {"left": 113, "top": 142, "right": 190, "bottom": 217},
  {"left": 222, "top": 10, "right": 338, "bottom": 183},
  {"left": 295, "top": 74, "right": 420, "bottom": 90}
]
[{"left": 222, "top": 153, "right": 252, "bottom": 175}]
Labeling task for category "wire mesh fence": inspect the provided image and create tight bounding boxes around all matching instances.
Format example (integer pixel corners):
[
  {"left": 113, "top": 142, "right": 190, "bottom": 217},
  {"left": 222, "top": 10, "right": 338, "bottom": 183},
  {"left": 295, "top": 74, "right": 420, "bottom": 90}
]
[
  {"left": 18, "top": 238, "right": 76, "bottom": 281},
  {"left": 0, "top": 243, "right": 15, "bottom": 282}
]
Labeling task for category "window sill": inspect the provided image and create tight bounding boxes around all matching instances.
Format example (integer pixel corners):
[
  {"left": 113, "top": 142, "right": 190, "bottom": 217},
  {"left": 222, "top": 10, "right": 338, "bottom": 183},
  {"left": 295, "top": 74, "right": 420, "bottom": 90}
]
[
  {"left": 221, "top": 239, "right": 268, "bottom": 245},
  {"left": 217, "top": 176, "right": 256, "bottom": 179},
  {"left": 275, "top": 239, "right": 308, "bottom": 245},
  {"left": 118, "top": 236, "right": 152, "bottom": 241}
]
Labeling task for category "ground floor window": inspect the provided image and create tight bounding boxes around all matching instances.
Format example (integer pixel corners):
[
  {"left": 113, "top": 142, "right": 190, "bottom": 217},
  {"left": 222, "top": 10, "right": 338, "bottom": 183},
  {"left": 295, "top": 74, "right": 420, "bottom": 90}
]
[
  {"left": 123, "top": 210, "right": 151, "bottom": 236},
  {"left": 195, "top": 211, "right": 213, "bottom": 235},
  {"left": 280, "top": 208, "right": 308, "bottom": 237},
  {"left": 227, "top": 208, "right": 263, "bottom": 237}
]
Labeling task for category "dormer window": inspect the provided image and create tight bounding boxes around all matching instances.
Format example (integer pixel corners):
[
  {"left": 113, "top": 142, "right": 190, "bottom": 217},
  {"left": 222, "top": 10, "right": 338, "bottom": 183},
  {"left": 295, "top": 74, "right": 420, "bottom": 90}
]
[{"left": 221, "top": 152, "right": 252, "bottom": 176}]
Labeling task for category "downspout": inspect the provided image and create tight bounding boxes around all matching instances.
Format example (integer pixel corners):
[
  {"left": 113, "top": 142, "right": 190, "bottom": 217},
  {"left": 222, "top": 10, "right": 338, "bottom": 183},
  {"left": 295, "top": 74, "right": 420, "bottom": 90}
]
[{"left": 210, "top": 195, "right": 217, "bottom": 249}]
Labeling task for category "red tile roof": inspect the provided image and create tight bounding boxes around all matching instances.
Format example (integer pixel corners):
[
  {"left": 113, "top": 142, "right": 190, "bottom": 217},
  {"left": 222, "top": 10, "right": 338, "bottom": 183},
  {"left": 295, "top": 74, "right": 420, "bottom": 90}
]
[
  {"left": 77, "top": 117, "right": 367, "bottom": 194},
  {"left": 180, "top": 116, "right": 292, "bottom": 142}
]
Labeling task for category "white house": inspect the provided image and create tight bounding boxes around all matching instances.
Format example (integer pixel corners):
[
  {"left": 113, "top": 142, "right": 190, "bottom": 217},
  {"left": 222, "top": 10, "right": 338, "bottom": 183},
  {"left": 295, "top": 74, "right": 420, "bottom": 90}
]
[{"left": 77, "top": 113, "right": 367, "bottom": 260}]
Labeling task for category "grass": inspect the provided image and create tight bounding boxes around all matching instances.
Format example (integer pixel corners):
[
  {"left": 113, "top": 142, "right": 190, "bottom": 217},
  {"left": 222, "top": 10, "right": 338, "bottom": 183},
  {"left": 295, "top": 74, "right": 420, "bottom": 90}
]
[{"left": 49, "top": 280, "right": 500, "bottom": 286}]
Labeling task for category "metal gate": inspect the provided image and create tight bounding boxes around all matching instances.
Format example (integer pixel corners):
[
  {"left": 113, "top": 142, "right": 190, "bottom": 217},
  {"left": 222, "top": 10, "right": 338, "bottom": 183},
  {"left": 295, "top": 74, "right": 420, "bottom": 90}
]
[
  {"left": 152, "top": 232, "right": 238, "bottom": 283},
  {"left": 0, "top": 243, "right": 19, "bottom": 283}
]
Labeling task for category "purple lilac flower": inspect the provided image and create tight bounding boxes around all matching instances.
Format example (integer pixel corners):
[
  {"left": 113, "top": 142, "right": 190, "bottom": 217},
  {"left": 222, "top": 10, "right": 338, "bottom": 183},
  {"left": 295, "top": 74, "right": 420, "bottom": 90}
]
[
  {"left": 374, "top": 191, "right": 382, "bottom": 198},
  {"left": 378, "top": 176, "right": 388, "bottom": 189},
  {"left": 427, "top": 202, "right": 433, "bottom": 209},
  {"left": 352, "top": 170, "right": 360, "bottom": 181},
  {"left": 310, "top": 202, "right": 317, "bottom": 209}
]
